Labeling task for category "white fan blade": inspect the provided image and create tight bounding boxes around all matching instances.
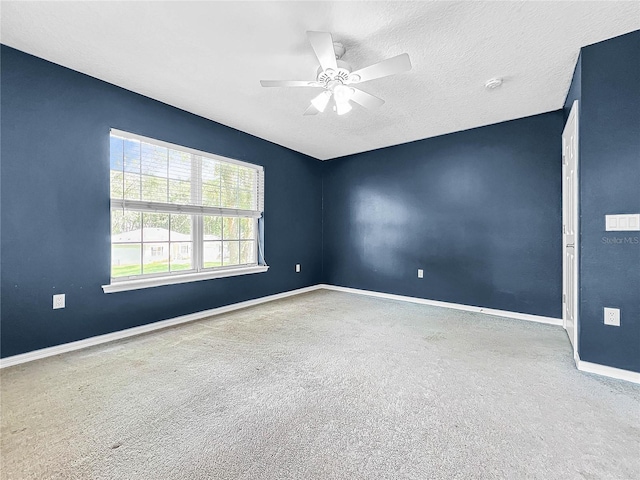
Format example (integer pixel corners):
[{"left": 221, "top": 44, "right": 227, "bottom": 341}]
[
  {"left": 350, "top": 88, "right": 385, "bottom": 110},
  {"left": 349, "top": 53, "right": 412, "bottom": 83},
  {"left": 303, "top": 104, "right": 320, "bottom": 116},
  {"left": 307, "top": 31, "right": 338, "bottom": 72},
  {"left": 260, "top": 80, "right": 319, "bottom": 87}
]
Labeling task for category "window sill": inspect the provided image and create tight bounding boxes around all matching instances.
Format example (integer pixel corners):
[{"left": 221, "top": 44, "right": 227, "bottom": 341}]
[{"left": 102, "top": 265, "right": 269, "bottom": 293}]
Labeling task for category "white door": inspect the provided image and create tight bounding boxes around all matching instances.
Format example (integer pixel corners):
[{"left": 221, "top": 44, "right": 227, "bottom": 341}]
[{"left": 562, "top": 101, "right": 579, "bottom": 360}]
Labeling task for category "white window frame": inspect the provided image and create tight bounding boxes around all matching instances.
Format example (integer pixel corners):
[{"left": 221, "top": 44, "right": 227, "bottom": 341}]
[{"left": 102, "top": 129, "right": 267, "bottom": 294}]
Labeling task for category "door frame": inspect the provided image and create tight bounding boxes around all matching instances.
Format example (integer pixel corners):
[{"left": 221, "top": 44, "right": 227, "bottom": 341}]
[{"left": 562, "top": 100, "right": 580, "bottom": 362}]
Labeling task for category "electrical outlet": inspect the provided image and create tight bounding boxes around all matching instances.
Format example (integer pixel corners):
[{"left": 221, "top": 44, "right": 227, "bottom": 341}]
[
  {"left": 53, "top": 294, "right": 65, "bottom": 310},
  {"left": 417, "top": 269, "right": 424, "bottom": 278},
  {"left": 295, "top": 264, "right": 301, "bottom": 273},
  {"left": 604, "top": 307, "right": 620, "bottom": 326}
]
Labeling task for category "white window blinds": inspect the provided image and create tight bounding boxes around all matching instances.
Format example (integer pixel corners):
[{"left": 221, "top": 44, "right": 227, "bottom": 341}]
[{"left": 110, "top": 129, "right": 264, "bottom": 218}]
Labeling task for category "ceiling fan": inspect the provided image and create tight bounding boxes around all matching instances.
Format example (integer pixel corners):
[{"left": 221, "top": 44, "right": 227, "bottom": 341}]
[{"left": 260, "top": 31, "right": 412, "bottom": 116}]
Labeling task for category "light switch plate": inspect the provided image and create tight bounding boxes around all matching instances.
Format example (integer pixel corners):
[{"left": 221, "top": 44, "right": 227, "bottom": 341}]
[
  {"left": 295, "top": 264, "right": 301, "bottom": 273},
  {"left": 417, "top": 269, "right": 424, "bottom": 278},
  {"left": 606, "top": 214, "right": 640, "bottom": 231}
]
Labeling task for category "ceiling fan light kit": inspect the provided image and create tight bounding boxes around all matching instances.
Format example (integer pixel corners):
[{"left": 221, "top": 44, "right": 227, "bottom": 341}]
[
  {"left": 260, "top": 31, "right": 412, "bottom": 116},
  {"left": 335, "top": 100, "right": 352, "bottom": 116},
  {"left": 310, "top": 91, "right": 331, "bottom": 112}
]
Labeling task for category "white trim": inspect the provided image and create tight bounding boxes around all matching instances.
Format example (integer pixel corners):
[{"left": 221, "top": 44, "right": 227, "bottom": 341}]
[
  {"left": 103, "top": 265, "right": 269, "bottom": 293},
  {"left": 5, "top": 283, "right": 639, "bottom": 386},
  {"left": 562, "top": 100, "right": 580, "bottom": 362},
  {"left": 0, "top": 284, "right": 323, "bottom": 369},
  {"left": 111, "top": 199, "right": 262, "bottom": 218},
  {"left": 325, "top": 285, "right": 640, "bottom": 384},
  {"left": 318, "top": 284, "right": 563, "bottom": 326},
  {"left": 576, "top": 354, "right": 640, "bottom": 384}
]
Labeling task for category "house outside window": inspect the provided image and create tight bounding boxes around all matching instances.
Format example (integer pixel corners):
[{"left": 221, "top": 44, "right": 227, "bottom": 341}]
[{"left": 104, "top": 129, "right": 266, "bottom": 293}]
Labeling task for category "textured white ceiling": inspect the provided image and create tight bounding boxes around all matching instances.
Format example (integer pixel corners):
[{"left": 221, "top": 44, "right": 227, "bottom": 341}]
[{"left": 2, "top": 1, "right": 639, "bottom": 160}]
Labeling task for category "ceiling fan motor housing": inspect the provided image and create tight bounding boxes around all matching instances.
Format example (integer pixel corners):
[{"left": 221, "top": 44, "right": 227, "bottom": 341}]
[{"left": 316, "top": 59, "right": 357, "bottom": 86}]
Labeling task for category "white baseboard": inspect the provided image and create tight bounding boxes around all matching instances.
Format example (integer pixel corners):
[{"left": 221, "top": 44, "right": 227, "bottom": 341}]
[
  {"left": 0, "top": 284, "right": 323, "bottom": 369},
  {"left": 5, "top": 283, "right": 637, "bottom": 385},
  {"left": 324, "top": 285, "right": 640, "bottom": 384},
  {"left": 318, "top": 284, "right": 563, "bottom": 326},
  {"left": 576, "top": 355, "right": 640, "bottom": 384}
]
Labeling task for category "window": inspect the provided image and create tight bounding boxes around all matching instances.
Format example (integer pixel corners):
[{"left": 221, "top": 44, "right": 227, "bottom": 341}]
[{"left": 103, "top": 129, "right": 267, "bottom": 293}]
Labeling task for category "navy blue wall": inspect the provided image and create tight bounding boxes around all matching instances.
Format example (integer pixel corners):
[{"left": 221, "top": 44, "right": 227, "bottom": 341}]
[
  {"left": 577, "top": 31, "right": 640, "bottom": 372},
  {"left": 323, "top": 112, "right": 564, "bottom": 318},
  {"left": 4, "top": 31, "right": 637, "bottom": 373},
  {"left": 1, "top": 46, "right": 323, "bottom": 358}
]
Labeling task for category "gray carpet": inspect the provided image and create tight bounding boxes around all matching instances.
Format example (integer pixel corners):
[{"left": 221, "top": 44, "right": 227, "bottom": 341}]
[{"left": 1, "top": 290, "right": 639, "bottom": 479}]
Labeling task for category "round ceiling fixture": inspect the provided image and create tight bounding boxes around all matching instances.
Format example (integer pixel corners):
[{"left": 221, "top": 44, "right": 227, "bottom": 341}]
[{"left": 485, "top": 77, "right": 504, "bottom": 90}]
